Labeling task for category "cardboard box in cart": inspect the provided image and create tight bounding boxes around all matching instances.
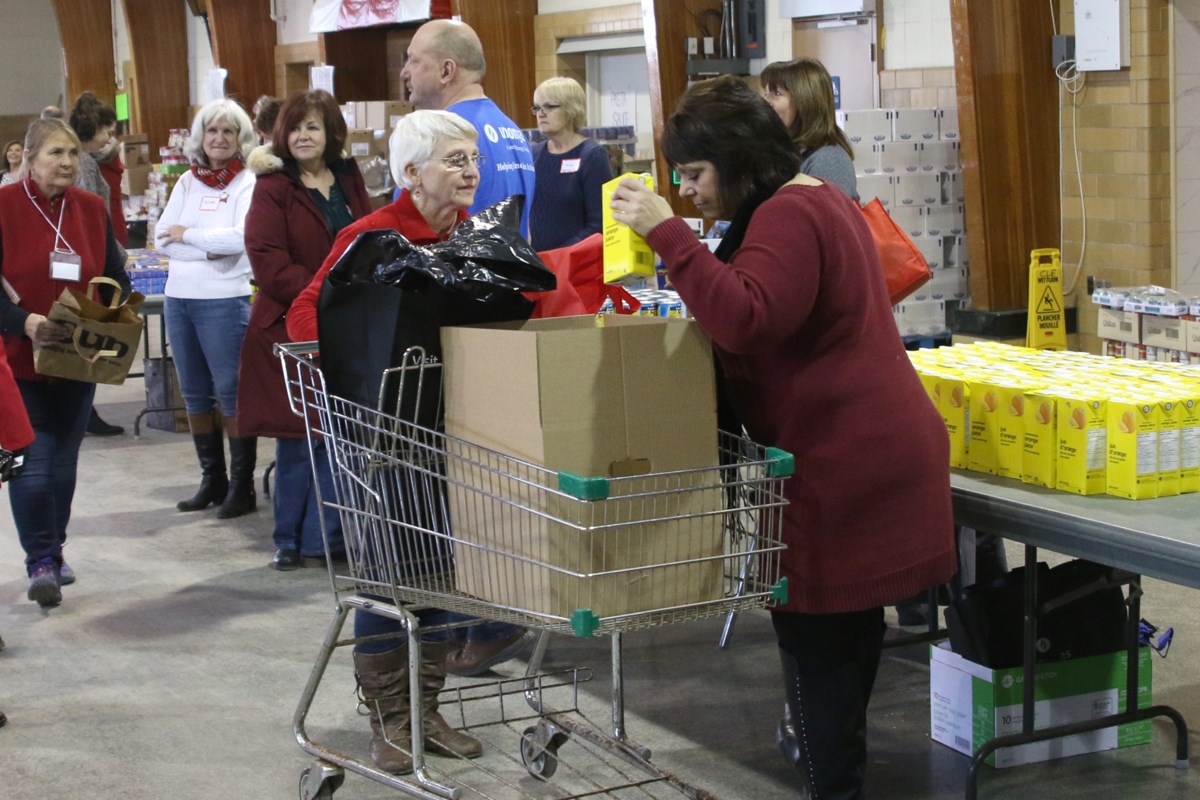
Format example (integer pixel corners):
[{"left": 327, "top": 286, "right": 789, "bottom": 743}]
[
  {"left": 441, "top": 315, "right": 724, "bottom": 620},
  {"left": 929, "top": 642, "right": 1153, "bottom": 768}
]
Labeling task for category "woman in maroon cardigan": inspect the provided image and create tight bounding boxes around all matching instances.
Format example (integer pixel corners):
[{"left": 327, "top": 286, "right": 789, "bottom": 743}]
[
  {"left": 610, "top": 76, "right": 956, "bottom": 799},
  {"left": 238, "top": 90, "right": 372, "bottom": 571},
  {"left": 0, "top": 117, "right": 129, "bottom": 608}
]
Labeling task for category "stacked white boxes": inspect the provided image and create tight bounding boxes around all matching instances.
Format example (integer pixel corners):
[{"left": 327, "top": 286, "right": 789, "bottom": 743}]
[{"left": 839, "top": 107, "right": 969, "bottom": 338}]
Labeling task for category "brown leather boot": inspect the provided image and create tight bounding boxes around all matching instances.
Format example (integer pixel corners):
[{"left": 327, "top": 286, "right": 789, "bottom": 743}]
[
  {"left": 353, "top": 648, "right": 414, "bottom": 774},
  {"left": 420, "top": 642, "right": 483, "bottom": 759}
]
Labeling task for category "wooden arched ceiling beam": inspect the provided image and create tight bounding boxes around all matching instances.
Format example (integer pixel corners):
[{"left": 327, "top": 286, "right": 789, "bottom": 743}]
[
  {"left": 206, "top": 0, "right": 276, "bottom": 108},
  {"left": 457, "top": 0, "right": 538, "bottom": 125},
  {"left": 52, "top": 0, "right": 117, "bottom": 108},
  {"left": 121, "top": 0, "right": 190, "bottom": 153},
  {"left": 642, "top": 0, "right": 723, "bottom": 215}
]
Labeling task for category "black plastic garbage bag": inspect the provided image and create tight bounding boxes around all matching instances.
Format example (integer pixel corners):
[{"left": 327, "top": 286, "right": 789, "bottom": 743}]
[
  {"left": 316, "top": 196, "right": 555, "bottom": 421},
  {"left": 946, "top": 559, "right": 1127, "bottom": 669}
]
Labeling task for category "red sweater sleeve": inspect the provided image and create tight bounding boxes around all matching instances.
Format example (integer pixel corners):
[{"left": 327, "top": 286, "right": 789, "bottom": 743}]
[
  {"left": 645, "top": 191, "right": 822, "bottom": 355},
  {"left": 286, "top": 231, "right": 350, "bottom": 342}
]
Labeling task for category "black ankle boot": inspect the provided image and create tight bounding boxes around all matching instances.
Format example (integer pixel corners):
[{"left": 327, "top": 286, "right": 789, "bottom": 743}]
[
  {"left": 178, "top": 431, "right": 228, "bottom": 511},
  {"left": 217, "top": 437, "right": 257, "bottom": 519}
]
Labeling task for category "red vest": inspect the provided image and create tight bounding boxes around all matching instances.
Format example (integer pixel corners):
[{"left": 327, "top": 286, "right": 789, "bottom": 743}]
[{"left": 0, "top": 180, "right": 109, "bottom": 379}]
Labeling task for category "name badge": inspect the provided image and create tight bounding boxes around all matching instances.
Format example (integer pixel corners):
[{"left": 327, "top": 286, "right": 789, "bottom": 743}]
[
  {"left": 199, "top": 195, "right": 223, "bottom": 211},
  {"left": 560, "top": 158, "right": 581, "bottom": 174},
  {"left": 49, "top": 251, "right": 82, "bottom": 282}
]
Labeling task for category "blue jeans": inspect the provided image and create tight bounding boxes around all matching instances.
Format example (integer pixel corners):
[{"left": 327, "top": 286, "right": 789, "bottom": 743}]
[
  {"left": 164, "top": 296, "right": 249, "bottom": 415},
  {"left": 9, "top": 377, "right": 95, "bottom": 571},
  {"left": 272, "top": 438, "right": 343, "bottom": 557}
]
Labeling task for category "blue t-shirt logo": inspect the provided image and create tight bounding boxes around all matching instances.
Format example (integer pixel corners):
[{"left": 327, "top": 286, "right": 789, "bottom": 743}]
[{"left": 484, "top": 124, "right": 499, "bottom": 143}]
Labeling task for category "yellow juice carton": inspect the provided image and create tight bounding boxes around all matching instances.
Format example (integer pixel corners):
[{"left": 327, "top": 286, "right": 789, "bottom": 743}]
[
  {"left": 994, "top": 382, "right": 1027, "bottom": 480},
  {"left": 932, "top": 374, "right": 970, "bottom": 469},
  {"left": 1178, "top": 395, "right": 1200, "bottom": 493},
  {"left": 1105, "top": 397, "right": 1159, "bottom": 500},
  {"left": 967, "top": 378, "right": 1001, "bottom": 475},
  {"left": 602, "top": 173, "right": 657, "bottom": 283},
  {"left": 1022, "top": 390, "right": 1057, "bottom": 488},
  {"left": 1056, "top": 395, "right": 1107, "bottom": 495},
  {"left": 1156, "top": 397, "right": 1181, "bottom": 497}
]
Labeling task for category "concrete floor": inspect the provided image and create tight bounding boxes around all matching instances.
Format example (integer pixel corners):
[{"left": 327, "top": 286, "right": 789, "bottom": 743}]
[{"left": 2, "top": 380, "right": 1199, "bottom": 800}]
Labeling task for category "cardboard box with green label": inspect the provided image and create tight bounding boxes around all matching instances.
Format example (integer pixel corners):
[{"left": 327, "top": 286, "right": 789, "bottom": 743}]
[{"left": 930, "top": 642, "right": 1153, "bottom": 768}]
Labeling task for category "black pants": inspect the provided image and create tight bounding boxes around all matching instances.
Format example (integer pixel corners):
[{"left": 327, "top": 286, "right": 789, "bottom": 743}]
[{"left": 772, "top": 607, "right": 886, "bottom": 800}]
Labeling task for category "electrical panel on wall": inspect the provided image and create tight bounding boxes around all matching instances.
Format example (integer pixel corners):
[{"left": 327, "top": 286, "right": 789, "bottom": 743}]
[
  {"left": 739, "top": 0, "right": 767, "bottom": 59},
  {"left": 1073, "top": 0, "right": 1130, "bottom": 72}
]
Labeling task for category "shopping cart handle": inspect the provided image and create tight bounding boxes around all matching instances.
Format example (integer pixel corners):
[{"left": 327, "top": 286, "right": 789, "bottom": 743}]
[{"left": 765, "top": 447, "right": 795, "bottom": 478}]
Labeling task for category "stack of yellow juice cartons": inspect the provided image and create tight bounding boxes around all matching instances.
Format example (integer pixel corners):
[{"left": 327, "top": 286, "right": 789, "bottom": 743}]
[{"left": 908, "top": 341, "right": 1200, "bottom": 499}]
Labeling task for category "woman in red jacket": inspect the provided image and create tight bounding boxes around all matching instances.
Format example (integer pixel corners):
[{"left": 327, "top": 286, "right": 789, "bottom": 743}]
[
  {"left": 610, "top": 76, "right": 956, "bottom": 800},
  {"left": 239, "top": 90, "right": 372, "bottom": 571},
  {"left": 1, "top": 342, "right": 34, "bottom": 728},
  {"left": 0, "top": 117, "right": 130, "bottom": 608}
]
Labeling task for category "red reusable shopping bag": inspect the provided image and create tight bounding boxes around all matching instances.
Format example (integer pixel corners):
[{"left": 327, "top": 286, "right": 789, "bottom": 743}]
[
  {"left": 527, "top": 234, "right": 640, "bottom": 318},
  {"left": 859, "top": 198, "right": 932, "bottom": 305}
]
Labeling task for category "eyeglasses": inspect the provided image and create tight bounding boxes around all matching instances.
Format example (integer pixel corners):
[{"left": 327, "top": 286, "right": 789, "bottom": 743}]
[
  {"left": 436, "top": 152, "right": 486, "bottom": 170},
  {"left": 531, "top": 103, "right": 562, "bottom": 116}
]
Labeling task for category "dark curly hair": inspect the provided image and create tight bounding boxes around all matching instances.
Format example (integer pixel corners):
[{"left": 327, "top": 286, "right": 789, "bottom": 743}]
[
  {"left": 68, "top": 91, "right": 117, "bottom": 144},
  {"left": 662, "top": 75, "right": 802, "bottom": 217}
]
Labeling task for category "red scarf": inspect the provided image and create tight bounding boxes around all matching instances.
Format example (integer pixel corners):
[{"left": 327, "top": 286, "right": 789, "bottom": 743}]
[{"left": 191, "top": 156, "right": 244, "bottom": 189}]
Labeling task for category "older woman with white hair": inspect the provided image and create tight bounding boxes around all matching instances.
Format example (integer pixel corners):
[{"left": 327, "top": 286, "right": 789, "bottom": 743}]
[
  {"left": 156, "top": 98, "right": 259, "bottom": 519},
  {"left": 287, "top": 108, "right": 486, "bottom": 776},
  {"left": 286, "top": 108, "right": 481, "bottom": 340}
]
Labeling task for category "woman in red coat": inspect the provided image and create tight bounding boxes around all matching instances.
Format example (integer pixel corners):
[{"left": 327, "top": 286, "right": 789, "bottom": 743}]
[
  {"left": 238, "top": 90, "right": 372, "bottom": 571},
  {"left": 1, "top": 342, "right": 34, "bottom": 727},
  {"left": 611, "top": 77, "right": 956, "bottom": 799}
]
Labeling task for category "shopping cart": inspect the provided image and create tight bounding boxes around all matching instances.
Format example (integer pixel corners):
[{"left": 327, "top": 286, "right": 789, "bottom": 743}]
[{"left": 277, "top": 341, "right": 791, "bottom": 800}]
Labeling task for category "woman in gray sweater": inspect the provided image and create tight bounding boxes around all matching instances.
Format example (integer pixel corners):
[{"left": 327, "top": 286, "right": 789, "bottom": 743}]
[{"left": 761, "top": 58, "right": 858, "bottom": 202}]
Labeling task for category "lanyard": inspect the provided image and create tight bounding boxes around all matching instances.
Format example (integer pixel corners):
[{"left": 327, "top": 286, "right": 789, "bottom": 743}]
[{"left": 24, "top": 182, "right": 75, "bottom": 254}]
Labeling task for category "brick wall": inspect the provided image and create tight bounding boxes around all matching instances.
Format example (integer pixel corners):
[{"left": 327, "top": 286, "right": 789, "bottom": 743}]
[
  {"left": 532, "top": 3, "right": 643, "bottom": 87},
  {"left": 1058, "top": 0, "right": 1171, "bottom": 354},
  {"left": 879, "top": 67, "right": 957, "bottom": 110}
]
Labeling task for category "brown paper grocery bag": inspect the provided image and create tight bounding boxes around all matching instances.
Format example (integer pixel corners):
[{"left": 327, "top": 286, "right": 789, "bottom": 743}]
[{"left": 33, "top": 277, "right": 145, "bottom": 385}]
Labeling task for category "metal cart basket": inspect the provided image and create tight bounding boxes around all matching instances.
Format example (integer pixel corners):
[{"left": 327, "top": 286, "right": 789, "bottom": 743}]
[{"left": 277, "top": 341, "right": 791, "bottom": 800}]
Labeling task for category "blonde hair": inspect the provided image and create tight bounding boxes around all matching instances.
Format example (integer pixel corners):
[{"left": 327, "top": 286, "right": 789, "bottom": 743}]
[
  {"left": 534, "top": 77, "right": 586, "bottom": 133},
  {"left": 20, "top": 118, "right": 82, "bottom": 180}
]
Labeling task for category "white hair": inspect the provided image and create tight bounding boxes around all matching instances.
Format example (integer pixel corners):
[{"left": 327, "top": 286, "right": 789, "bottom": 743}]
[
  {"left": 389, "top": 109, "right": 478, "bottom": 191},
  {"left": 184, "top": 99, "right": 256, "bottom": 165}
]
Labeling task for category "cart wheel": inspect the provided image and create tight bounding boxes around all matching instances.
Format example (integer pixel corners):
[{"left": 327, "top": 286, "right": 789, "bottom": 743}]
[
  {"left": 520, "top": 725, "right": 560, "bottom": 780},
  {"left": 298, "top": 765, "right": 343, "bottom": 799}
]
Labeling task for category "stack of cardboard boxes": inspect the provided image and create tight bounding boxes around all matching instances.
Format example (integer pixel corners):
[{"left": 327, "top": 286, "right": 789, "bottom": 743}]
[
  {"left": 119, "top": 134, "right": 151, "bottom": 196},
  {"left": 1094, "top": 287, "right": 1200, "bottom": 364},
  {"left": 341, "top": 99, "right": 413, "bottom": 206},
  {"left": 838, "top": 107, "right": 968, "bottom": 338}
]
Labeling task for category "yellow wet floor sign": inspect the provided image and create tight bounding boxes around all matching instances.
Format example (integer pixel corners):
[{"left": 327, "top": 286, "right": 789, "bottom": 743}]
[{"left": 1026, "top": 248, "right": 1067, "bottom": 350}]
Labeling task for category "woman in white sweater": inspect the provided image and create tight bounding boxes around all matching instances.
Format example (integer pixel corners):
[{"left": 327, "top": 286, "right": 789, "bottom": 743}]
[{"left": 156, "top": 99, "right": 258, "bottom": 519}]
